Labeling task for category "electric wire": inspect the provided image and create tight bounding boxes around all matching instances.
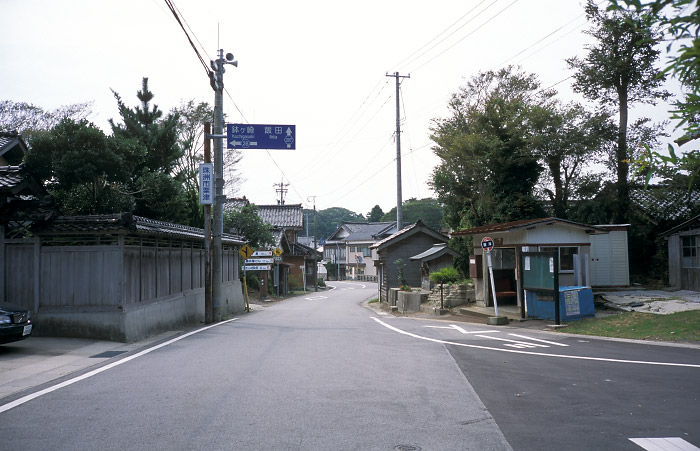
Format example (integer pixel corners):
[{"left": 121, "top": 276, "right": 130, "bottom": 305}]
[
  {"left": 396, "top": 0, "right": 501, "bottom": 73},
  {"left": 407, "top": 0, "right": 521, "bottom": 74},
  {"left": 391, "top": 0, "right": 494, "bottom": 71},
  {"left": 163, "top": 0, "right": 210, "bottom": 78}
]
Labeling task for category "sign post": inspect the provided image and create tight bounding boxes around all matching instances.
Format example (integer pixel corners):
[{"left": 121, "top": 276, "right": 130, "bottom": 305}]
[{"left": 482, "top": 236, "right": 508, "bottom": 325}]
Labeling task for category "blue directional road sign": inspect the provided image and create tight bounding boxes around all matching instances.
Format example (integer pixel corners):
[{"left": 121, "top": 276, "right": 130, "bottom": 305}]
[{"left": 227, "top": 124, "right": 296, "bottom": 150}]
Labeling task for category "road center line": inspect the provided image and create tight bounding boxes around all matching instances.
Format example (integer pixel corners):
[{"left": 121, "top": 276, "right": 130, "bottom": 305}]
[
  {"left": 371, "top": 317, "right": 700, "bottom": 368},
  {"left": 0, "top": 318, "right": 239, "bottom": 415}
]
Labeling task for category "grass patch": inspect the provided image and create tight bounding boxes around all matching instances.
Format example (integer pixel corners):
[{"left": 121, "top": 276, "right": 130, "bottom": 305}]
[
  {"left": 558, "top": 310, "right": 700, "bottom": 343},
  {"left": 368, "top": 298, "right": 379, "bottom": 304}
]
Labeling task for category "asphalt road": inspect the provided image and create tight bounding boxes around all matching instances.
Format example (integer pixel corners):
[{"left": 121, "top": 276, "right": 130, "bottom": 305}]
[
  {"left": 373, "top": 311, "right": 700, "bottom": 451},
  {"left": 2, "top": 281, "right": 699, "bottom": 451},
  {"left": 0, "top": 282, "right": 511, "bottom": 451}
]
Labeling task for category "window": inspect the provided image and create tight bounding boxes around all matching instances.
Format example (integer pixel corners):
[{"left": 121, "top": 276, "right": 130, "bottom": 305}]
[
  {"left": 363, "top": 247, "right": 372, "bottom": 257},
  {"left": 539, "top": 246, "right": 579, "bottom": 272},
  {"left": 682, "top": 236, "right": 699, "bottom": 268}
]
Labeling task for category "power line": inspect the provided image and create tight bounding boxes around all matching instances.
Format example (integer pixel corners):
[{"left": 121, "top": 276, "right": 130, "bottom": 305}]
[
  {"left": 163, "top": 0, "right": 210, "bottom": 78},
  {"left": 391, "top": 0, "right": 494, "bottom": 71},
  {"left": 408, "top": 0, "right": 521, "bottom": 74}
]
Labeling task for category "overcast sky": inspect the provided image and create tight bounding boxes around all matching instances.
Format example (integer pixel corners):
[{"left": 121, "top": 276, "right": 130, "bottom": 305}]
[{"left": 1, "top": 0, "right": 683, "bottom": 216}]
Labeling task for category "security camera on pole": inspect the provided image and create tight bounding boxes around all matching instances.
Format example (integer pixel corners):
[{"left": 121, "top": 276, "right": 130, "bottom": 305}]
[
  {"left": 482, "top": 237, "right": 509, "bottom": 326},
  {"left": 208, "top": 49, "right": 237, "bottom": 322}
]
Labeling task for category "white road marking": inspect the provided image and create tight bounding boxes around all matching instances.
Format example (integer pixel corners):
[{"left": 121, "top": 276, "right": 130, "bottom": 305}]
[
  {"left": 0, "top": 318, "right": 239, "bottom": 415},
  {"left": 509, "top": 333, "right": 570, "bottom": 347},
  {"left": 305, "top": 296, "right": 327, "bottom": 300},
  {"left": 371, "top": 317, "right": 700, "bottom": 368},
  {"left": 423, "top": 325, "right": 499, "bottom": 334},
  {"left": 629, "top": 437, "right": 700, "bottom": 450},
  {"left": 475, "top": 334, "right": 549, "bottom": 348}
]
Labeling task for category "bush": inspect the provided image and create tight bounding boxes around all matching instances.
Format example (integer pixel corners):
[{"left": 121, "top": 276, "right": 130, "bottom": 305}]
[{"left": 430, "top": 266, "right": 461, "bottom": 285}]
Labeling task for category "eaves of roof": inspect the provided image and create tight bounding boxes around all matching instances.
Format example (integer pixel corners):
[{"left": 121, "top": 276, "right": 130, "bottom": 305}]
[
  {"left": 371, "top": 220, "right": 448, "bottom": 251},
  {"left": 451, "top": 217, "right": 606, "bottom": 236},
  {"left": 36, "top": 213, "right": 245, "bottom": 244},
  {"left": 409, "top": 243, "right": 460, "bottom": 262}
]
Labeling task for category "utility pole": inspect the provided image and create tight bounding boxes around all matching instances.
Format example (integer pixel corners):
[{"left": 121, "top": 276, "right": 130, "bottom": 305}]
[
  {"left": 274, "top": 179, "right": 289, "bottom": 205},
  {"left": 208, "top": 49, "right": 237, "bottom": 322},
  {"left": 204, "top": 122, "right": 213, "bottom": 324},
  {"left": 386, "top": 72, "right": 410, "bottom": 230},
  {"left": 308, "top": 196, "right": 318, "bottom": 292}
]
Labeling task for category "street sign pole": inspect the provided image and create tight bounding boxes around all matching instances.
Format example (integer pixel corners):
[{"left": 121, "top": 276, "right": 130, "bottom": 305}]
[{"left": 481, "top": 236, "right": 506, "bottom": 325}]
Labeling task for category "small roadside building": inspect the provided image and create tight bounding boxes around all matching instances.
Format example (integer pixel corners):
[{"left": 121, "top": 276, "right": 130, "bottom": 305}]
[
  {"left": 662, "top": 214, "right": 700, "bottom": 290},
  {"left": 409, "top": 243, "right": 461, "bottom": 291},
  {"left": 371, "top": 220, "right": 451, "bottom": 302},
  {"left": 452, "top": 217, "right": 629, "bottom": 309}
]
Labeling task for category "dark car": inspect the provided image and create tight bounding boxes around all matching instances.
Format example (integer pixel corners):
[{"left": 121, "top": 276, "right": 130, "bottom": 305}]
[{"left": 0, "top": 302, "right": 33, "bottom": 344}]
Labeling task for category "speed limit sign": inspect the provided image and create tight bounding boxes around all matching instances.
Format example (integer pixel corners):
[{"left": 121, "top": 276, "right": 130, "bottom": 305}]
[{"left": 481, "top": 236, "right": 494, "bottom": 253}]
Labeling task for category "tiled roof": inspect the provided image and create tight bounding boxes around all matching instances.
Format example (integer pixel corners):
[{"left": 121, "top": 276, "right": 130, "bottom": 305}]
[
  {"left": 451, "top": 217, "right": 604, "bottom": 236},
  {"left": 0, "top": 166, "right": 24, "bottom": 191},
  {"left": 409, "top": 243, "right": 460, "bottom": 261},
  {"left": 0, "top": 132, "right": 28, "bottom": 166},
  {"left": 371, "top": 220, "right": 448, "bottom": 250},
  {"left": 223, "top": 197, "right": 250, "bottom": 212},
  {"left": 327, "top": 221, "right": 396, "bottom": 242},
  {"left": 37, "top": 213, "right": 245, "bottom": 244},
  {"left": 631, "top": 186, "right": 700, "bottom": 223},
  {"left": 257, "top": 204, "right": 303, "bottom": 228}
]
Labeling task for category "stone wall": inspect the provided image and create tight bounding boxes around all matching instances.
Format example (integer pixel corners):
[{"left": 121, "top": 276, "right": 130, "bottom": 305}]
[{"left": 428, "top": 283, "right": 475, "bottom": 308}]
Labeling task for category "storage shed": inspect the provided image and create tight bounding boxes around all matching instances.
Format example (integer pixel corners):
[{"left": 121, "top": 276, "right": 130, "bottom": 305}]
[
  {"left": 452, "top": 218, "right": 629, "bottom": 309},
  {"left": 663, "top": 214, "right": 700, "bottom": 290}
]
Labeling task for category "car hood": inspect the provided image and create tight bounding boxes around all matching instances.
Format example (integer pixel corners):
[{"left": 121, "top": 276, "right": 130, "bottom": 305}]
[{"left": 0, "top": 302, "right": 30, "bottom": 314}]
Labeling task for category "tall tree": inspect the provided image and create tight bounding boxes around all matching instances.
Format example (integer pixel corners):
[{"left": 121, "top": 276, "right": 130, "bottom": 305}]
[
  {"left": 567, "top": 0, "right": 670, "bottom": 222},
  {"left": 224, "top": 204, "right": 274, "bottom": 250},
  {"left": 367, "top": 205, "right": 384, "bottom": 222},
  {"left": 380, "top": 198, "right": 443, "bottom": 231},
  {"left": 24, "top": 119, "right": 137, "bottom": 214},
  {"left": 109, "top": 78, "right": 187, "bottom": 223},
  {"left": 609, "top": 0, "right": 699, "bottom": 184},
  {"left": 430, "top": 66, "right": 546, "bottom": 230},
  {"left": 315, "top": 207, "right": 365, "bottom": 240},
  {"left": 529, "top": 101, "right": 614, "bottom": 218},
  {"left": 0, "top": 100, "right": 92, "bottom": 142}
]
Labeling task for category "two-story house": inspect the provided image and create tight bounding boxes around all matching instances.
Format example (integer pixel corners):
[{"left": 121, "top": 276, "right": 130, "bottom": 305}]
[{"left": 324, "top": 221, "right": 396, "bottom": 281}]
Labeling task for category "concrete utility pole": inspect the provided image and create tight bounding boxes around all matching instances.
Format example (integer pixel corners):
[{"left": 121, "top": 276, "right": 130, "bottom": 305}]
[
  {"left": 204, "top": 122, "right": 213, "bottom": 324},
  {"left": 209, "top": 49, "right": 237, "bottom": 322},
  {"left": 308, "top": 196, "right": 318, "bottom": 292},
  {"left": 386, "top": 72, "right": 410, "bottom": 230}
]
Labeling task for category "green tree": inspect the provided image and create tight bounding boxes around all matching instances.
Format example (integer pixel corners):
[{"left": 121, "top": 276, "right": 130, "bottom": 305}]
[
  {"left": 567, "top": 0, "right": 670, "bottom": 222},
  {"left": 109, "top": 78, "right": 187, "bottom": 223},
  {"left": 380, "top": 198, "right": 443, "bottom": 231},
  {"left": 315, "top": 207, "right": 365, "bottom": 240},
  {"left": 367, "top": 204, "right": 384, "bottom": 222},
  {"left": 430, "top": 66, "right": 546, "bottom": 230},
  {"left": 24, "top": 119, "right": 137, "bottom": 214},
  {"left": 609, "top": 0, "right": 700, "bottom": 184},
  {"left": 224, "top": 204, "right": 274, "bottom": 250},
  {"left": 172, "top": 100, "right": 212, "bottom": 227},
  {"left": 529, "top": 101, "right": 614, "bottom": 218}
]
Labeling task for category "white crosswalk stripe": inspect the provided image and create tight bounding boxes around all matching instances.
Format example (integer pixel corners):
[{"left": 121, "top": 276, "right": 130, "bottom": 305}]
[{"left": 629, "top": 437, "right": 700, "bottom": 451}]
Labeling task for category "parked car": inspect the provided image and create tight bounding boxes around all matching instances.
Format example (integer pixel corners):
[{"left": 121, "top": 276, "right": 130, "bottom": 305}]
[{"left": 0, "top": 302, "right": 33, "bottom": 344}]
